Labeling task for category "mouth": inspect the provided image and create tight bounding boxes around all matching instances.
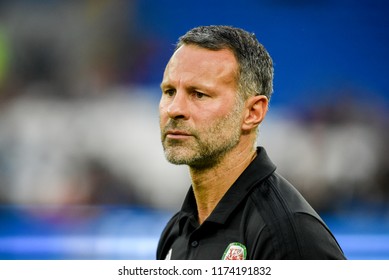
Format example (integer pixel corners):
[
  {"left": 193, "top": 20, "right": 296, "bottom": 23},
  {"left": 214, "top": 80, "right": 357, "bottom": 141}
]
[{"left": 165, "top": 130, "right": 193, "bottom": 140}]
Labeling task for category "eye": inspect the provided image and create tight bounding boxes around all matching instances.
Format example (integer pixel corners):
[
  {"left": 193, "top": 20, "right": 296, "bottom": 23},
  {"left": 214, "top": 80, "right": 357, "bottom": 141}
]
[
  {"left": 194, "top": 91, "right": 206, "bottom": 99},
  {"left": 164, "top": 89, "right": 175, "bottom": 97}
]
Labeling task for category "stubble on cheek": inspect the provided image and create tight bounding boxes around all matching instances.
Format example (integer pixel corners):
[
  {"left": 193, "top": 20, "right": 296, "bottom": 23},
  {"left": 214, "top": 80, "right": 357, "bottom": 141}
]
[
  {"left": 159, "top": 97, "right": 244, "bottom": 167},
  {"left": 161, "top": 116, "right": 241, "bottom": 168}
]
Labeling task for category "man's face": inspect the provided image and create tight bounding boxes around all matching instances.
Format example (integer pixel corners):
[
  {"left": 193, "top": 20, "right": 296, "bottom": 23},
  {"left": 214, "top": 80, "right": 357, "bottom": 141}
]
[{"left": 159, "top": 44, "right": 244, "bottom": 168}]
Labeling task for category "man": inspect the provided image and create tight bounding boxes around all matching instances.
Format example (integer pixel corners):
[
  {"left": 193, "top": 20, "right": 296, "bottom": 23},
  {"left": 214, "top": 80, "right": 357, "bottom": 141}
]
[{"left": 157, "top": 25, "right": 346, "bottom": 260}]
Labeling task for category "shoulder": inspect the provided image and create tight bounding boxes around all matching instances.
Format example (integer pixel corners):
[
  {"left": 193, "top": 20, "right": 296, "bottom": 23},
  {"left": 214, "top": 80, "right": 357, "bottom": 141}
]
[
  {"left": 249, "top": 171, "right": 321, "bottom": 220},
  {"left": 245, "top": 173, "right": 345, "bottom": 259}
]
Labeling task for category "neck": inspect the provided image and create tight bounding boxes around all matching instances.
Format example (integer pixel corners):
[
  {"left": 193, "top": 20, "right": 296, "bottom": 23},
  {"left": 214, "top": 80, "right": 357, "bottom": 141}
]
[{"left": 189, "top": 142, "right": 257, "bottom": 224}]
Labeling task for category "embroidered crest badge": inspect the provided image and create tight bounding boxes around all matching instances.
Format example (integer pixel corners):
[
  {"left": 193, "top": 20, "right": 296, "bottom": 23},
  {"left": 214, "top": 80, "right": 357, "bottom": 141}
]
[{"left": 222, "top": 242, "right": 247, "bottom": 260}]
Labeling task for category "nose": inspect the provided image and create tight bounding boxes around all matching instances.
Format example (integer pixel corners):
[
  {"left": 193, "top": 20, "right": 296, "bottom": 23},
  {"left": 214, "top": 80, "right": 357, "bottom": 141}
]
[{"left": 166, "top": 91, "right": 189, "bottom": 120}]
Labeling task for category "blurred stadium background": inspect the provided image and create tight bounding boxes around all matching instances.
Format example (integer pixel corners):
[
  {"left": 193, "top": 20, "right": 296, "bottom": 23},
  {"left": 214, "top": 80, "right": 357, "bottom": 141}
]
[{"left": 0, "top": 0, "right": 388, "bottom": 260}]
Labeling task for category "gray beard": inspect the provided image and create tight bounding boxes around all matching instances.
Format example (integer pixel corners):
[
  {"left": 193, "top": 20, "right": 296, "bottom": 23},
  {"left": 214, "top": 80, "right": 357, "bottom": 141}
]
[{"left": 162, "top": 133, "right": 240, "bottom": 170}]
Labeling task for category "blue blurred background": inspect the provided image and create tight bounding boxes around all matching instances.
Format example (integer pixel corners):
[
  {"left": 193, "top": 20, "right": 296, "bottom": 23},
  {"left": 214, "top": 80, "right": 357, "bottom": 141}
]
[{"left": 0, "top": 0, "right": 388, "bottom": 260}]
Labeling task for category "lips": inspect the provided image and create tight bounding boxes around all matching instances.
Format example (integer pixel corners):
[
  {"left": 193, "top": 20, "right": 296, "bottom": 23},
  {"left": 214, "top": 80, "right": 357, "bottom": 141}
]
[{"left": 165, "top": 130, "right": 193, "bottom": 139}]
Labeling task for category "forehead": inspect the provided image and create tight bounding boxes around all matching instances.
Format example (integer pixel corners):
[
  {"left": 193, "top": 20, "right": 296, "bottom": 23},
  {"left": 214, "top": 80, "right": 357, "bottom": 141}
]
[{"left": 162, "top": 44, "right": 238, "bottom": 87}]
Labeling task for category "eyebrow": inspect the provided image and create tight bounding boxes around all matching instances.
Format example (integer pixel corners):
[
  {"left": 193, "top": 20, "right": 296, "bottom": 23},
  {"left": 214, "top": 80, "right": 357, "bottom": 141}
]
[{"left": 160, "top": 81, "right": 173, "bottom": 89}]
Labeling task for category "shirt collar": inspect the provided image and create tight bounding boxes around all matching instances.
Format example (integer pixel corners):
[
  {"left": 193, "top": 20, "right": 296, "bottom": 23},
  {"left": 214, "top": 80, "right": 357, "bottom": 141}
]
[{"left": 177, "top": 146, "right": 277, "bottom": 227}]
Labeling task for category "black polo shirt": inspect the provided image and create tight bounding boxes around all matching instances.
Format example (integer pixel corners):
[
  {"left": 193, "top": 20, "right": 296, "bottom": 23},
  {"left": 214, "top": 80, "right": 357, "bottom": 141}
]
[{"left": 157, "top": 147, "right": 346, "bottom": 260}]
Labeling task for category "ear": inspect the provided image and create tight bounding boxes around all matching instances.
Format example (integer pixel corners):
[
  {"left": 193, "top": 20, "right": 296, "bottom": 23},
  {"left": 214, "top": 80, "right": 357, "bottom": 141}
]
[{"left": 242, "top": 95, "right": 269, "bottom": 131}]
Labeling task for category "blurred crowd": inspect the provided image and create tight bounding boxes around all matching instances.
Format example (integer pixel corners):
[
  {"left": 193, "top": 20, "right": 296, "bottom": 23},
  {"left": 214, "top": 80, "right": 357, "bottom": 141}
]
[
  {"left": 259, "top": 90, "right": 389, "bottom": 212},
  {"left": 0, "top": 0, "right": 387, "bottom": 214},
  {"left": 0, "top": 0, "right": 190, "bottom": 210}
]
